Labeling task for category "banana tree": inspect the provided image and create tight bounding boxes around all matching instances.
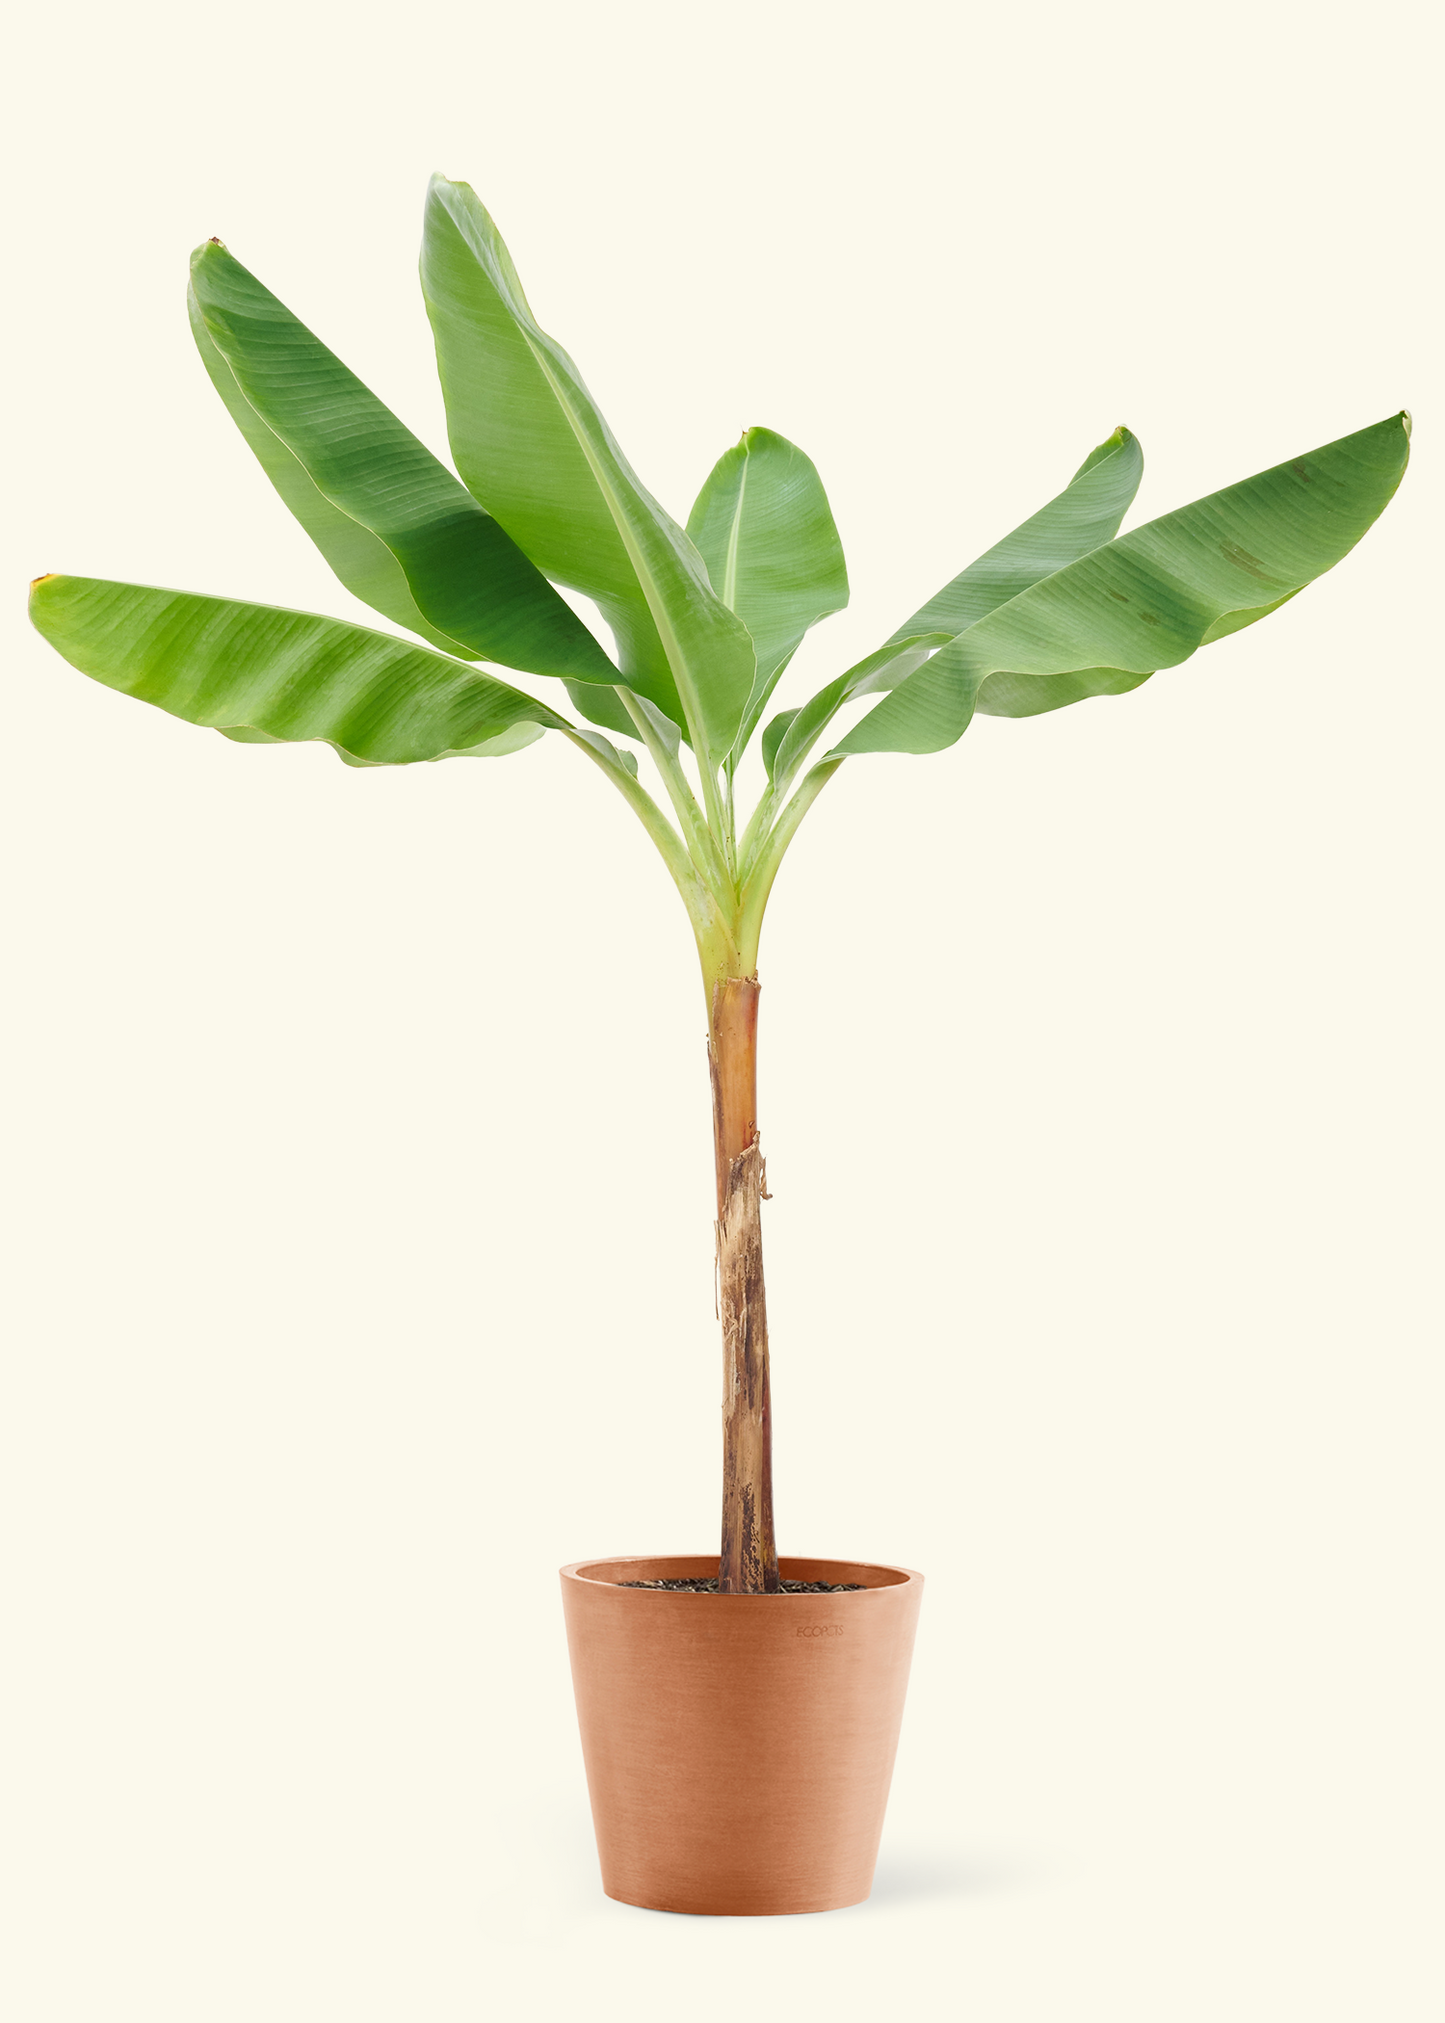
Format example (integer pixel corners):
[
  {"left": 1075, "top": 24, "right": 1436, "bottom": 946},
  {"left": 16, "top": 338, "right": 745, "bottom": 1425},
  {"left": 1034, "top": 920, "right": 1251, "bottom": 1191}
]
[{"left": 28, "top": 177, "right": 1410, "bottom": 1593}]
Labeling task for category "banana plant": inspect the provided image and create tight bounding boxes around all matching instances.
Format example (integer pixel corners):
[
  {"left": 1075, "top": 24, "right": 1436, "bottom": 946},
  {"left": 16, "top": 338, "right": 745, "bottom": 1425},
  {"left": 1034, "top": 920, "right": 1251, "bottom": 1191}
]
[{"left": 28, "top": 176, "right": 1410, "bottom": 1592}]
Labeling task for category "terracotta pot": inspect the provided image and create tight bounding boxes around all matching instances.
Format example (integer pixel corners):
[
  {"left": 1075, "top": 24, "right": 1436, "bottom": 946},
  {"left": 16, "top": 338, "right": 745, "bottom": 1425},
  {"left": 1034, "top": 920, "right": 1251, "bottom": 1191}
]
[{"left": 559, "top": 1553, "right": 923, "bottom": 1916}]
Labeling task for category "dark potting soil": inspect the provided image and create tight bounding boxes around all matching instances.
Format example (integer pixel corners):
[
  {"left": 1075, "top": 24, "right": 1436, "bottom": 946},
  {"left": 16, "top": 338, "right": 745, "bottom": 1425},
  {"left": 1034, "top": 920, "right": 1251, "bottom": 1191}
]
[{"left": 616, "top": 1577, "right": 865, "bottom": 1594}]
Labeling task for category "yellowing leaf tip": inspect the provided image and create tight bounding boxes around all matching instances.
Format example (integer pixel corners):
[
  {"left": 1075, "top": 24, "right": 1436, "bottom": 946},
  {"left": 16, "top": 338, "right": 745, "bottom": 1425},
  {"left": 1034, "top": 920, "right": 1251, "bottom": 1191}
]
[
  {"left": 29, "top": 573, "right": 56, "bottom": 590},
  {"left": 1401, "top": 409, "right": 1412, "bottom": 437}
]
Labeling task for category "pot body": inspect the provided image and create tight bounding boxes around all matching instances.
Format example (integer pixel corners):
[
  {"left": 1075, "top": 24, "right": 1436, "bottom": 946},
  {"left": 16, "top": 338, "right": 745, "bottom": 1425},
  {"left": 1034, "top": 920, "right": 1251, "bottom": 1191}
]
[{"left": 559, "top": 1554, "right": 923, "bottom": 1916}]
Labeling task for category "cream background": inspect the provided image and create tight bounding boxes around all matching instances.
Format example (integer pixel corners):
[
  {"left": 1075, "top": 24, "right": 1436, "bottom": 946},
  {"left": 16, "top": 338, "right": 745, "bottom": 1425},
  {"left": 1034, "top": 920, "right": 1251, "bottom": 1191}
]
[{"left": 3, "top": 2, "right": 1440, "bottom": 2016}]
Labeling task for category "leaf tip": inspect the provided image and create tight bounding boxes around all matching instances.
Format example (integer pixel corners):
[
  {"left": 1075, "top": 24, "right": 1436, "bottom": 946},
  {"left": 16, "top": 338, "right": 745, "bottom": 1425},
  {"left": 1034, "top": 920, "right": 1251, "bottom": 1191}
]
[
  {"left": 29, "top": 572, "right": 56, "bottom": 592},
  {"left": 1400, "top": 409, "right": 1412, "bottom": 438},
  {"left": 189, "top": 237, "right": 229, "bottom": 279}
]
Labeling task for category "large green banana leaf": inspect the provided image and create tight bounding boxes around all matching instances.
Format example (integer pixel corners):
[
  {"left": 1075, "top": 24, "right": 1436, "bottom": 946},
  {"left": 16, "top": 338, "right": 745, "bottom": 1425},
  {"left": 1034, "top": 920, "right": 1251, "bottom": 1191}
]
[
  {"left": 685, "top": 427, "right": 848, "bottom": 762},
  {"left": 885, "top": 425, "right": 1144, "bottom": 644},
  {"left": 28, "top": 575, "right": 567, "bottom": 765},
  {"left": 188, "top": 242, "right": 613, "bottom": 687},
  {"left": 758, "top": 426, "right": 1143, "bottom": 788},
  {"left": 420, "top": 175, "right": 755, "bottom": 762},
  {"left": 190, "top": 295, "right": 463, "bottom": 661},
  {"left": 837, "top": 413, "right": 1410, "bottom": 756}
]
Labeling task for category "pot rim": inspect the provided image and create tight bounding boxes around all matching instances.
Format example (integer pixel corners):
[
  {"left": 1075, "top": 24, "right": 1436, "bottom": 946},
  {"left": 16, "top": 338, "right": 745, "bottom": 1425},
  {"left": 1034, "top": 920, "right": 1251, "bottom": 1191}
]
[{"left": 561, "top": 1553, "right": 923, "bottom": 1595}]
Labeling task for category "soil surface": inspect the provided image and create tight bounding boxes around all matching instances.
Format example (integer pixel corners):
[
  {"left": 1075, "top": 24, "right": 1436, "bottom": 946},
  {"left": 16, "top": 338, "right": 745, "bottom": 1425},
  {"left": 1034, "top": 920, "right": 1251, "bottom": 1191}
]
[{"left": 616, "top": 1577, "right": 865, "bottom": 1594}]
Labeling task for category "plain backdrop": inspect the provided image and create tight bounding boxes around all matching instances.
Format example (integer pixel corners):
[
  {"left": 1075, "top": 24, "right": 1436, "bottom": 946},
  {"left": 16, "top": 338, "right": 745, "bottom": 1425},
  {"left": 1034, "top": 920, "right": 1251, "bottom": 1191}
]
[{"left": 2, "top": 2, "right": 1440, "bottom": 2017}]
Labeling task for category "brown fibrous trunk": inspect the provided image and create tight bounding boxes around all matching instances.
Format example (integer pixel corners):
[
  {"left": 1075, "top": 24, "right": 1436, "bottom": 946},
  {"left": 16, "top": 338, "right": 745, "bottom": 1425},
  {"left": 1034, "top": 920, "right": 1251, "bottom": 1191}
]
[{"left": 709, "top": 975, "right": 779, "bottom": 1594}]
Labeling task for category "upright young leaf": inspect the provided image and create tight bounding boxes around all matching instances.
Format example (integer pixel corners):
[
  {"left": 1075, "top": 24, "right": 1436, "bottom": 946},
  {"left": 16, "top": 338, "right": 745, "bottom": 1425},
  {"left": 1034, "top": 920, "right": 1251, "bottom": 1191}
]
[
  {"left": 189, "top": 242, "right": 615, "bottom": 685},
  {"left": 685, "top": 427, "right": 848, "bottom": 759},
  {"left": 760, "top": 709, "right": 800, "bottom": 781},
  {"left": 886, "top": 425, "right": 1144, "bottom": 644},
  {"left": 837, "top": 414, "right": 1410, "bottom": 756},
  {"left": 420, "top": 175, "right": 755, "bottom": 762},
  {"left": 29, "top": 576, "right": 568, "bottom": 765}
]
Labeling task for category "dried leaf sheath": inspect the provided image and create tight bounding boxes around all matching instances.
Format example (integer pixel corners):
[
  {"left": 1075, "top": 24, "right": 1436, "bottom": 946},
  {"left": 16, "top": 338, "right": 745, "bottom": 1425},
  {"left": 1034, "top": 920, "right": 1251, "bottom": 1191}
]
[{"left": 709, "top": 977, "right": 779, "bottom": 1593}]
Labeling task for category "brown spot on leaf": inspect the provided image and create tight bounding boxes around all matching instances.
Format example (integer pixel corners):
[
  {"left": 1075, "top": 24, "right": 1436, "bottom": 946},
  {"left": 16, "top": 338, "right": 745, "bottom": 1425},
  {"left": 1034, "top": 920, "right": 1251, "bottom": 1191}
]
[
  {"left": 1106, "top": 588, "right": 1130, "bottom": 604},
  {"left": 1220, "top": 540, "right": 1277, "bottom": 583}
]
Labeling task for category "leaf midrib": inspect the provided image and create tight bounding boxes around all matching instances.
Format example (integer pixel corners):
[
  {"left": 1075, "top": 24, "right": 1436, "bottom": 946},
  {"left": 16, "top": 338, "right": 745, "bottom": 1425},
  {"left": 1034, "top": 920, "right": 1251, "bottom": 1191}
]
[
  {"left": 518, "top": 325, "right": 715, "bottom": 759},
  {"left": 720, "top": 442, "right": 750, "bottom": 612}
]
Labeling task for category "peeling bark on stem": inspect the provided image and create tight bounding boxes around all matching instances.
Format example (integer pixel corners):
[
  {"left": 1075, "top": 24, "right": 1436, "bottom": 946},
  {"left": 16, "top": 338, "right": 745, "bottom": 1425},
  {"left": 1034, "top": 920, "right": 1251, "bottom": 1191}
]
[{"left": 709, "top": 975, "right": 779, "bottom": 1594}]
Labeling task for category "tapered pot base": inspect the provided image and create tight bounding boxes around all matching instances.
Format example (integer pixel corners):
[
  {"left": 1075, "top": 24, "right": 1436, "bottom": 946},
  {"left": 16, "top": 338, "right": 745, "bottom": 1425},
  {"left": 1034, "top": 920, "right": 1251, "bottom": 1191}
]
[{"left": 560, "top": 1555, "right": 923, "bottom": 1917}]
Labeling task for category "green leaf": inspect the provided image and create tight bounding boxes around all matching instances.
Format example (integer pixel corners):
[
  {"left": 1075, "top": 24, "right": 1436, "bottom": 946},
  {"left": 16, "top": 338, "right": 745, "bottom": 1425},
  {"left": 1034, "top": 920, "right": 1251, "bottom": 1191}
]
[
  {"left": 567, "top": 727, "right": 640, "bottom": 780},
  {"left": 555, "top": 680, "right": 641, "bottom": 743},
  {"left": 188, "top": 240, "right": 614, "bottom": 687},
  {"left": 685, "top": 427, "right": 848, "bottom": 760},
  {"left": 190, "top": 304, "right": 462, "bottom": 662},
  {"left": 886, "top": 425, "right": 1144, "bottom": 644},
  {"left": 837, "top": 413, "right": 1411, "bottom": 756},
  {"left": 760, "top": 635, "right": 948, "bottom": 792},
  {"left": 761, "top": 708, "right": 800, "bottom": 781},
  {"left": 420, "top": 175, "right": 755, "bottom": 763},
  {"left": 29, "top": 575, "right": 567, "bottom": 765}
]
